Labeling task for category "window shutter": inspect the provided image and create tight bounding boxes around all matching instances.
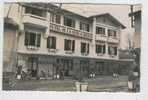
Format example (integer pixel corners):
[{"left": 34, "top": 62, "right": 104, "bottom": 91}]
[
  {"left": 103, "top": 45, "right": 106, "bottom": 54},
  {"left": 72, "top": 40, "right": 75, "bottom": 52},
  {"left": 108, "top": 46, "right": 111, "bottom": 55},
  {"left": 87, "top": 43, "right": 89, "bottom": 54},
  {"left": 72, "top": 20, "right": 75, "bottom": 28},
  {"left": 114, "top": 47, "right": 117, "bottom": 55},
  {"left": 96, "top": 45, "right": 98, "bottom": 53},
  {"left": 53, "top": 37, "right": 56, "bottom": 49},
  {"left": 80, "top": 22, "right": 82, "bottom": 30},
  {"left": 81, "top": 42, "right": 83, "bottom": 53},
  {"left": 64, "top": 39, "right": 67, "bottom": 50},
  {"left": 47, "top": 37, "right": 49, "bottom": 48},
  {"left": 25, "top": 32, "right": 29, "bottom": 46},
  {"left": 87, "top": 24, "right": 89, "bottom": 32},
  {"left": 36, "top": 34, "right": 41, "bottom": 47}
]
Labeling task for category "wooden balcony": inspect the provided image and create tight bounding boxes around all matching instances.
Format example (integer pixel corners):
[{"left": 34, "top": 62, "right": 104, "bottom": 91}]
[
  {"left": 107, "top": 36, "right": 119, "bottom": 43},
  {"left": 50, "top": 22, "right": 93, "bottom": 40},
  {"left": 95, "top": 34, "right": 107, "bottom": 42}
]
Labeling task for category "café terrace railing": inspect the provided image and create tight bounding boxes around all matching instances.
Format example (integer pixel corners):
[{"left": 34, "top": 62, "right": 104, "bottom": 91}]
[{"left": 50, "top": 22, "right": 93, "bottom": 40}]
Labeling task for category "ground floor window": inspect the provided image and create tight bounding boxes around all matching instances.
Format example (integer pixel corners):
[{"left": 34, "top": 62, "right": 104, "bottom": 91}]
[
  {"left": 56, "top": 58, "right": 73, "bottom": 76},
  {"left": 80, "top": 60, "right": 89, "bottom": 76},
  {"left": 95, "top": 62, "right": 104, "bottom": 75}
]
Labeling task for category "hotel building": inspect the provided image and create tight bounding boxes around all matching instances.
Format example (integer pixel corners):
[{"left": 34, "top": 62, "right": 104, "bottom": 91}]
[{"left": 4, "top": 3, "right": 128, "bottom": 79}]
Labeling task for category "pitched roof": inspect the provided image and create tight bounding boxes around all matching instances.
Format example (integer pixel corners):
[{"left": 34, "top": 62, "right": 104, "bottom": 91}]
[
  {"left": 19, "top": 3, "right": 126, "bottom": 29},
  {"left": 89, "top": 13, "right": 126, "bottom": 29}
]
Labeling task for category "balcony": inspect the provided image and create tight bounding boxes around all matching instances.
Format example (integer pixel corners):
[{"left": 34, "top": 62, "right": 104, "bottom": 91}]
[
  {"left": 22, "top": 14, "right": 48, "bottom": 28},
  {"left": 107, "top": 36, "right": 119, "bottom": 43},
  {"left": 95, "top": 34, "right": 107, "bottom": 42},
  {"left": 50, "top": 23, "right": 93, "bottom": 40}
]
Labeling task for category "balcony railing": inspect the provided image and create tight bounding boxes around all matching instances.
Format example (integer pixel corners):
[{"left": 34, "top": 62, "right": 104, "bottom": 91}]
[
  {"left": 95, "top": 34, "right": 107, "bottom": 42},
  {"left": 22, "top": 14, "right": 48, "bottom": 28},
  {"left": 107, "top": 36, "right": 119, "bottom": 43},
  {"left": 50, "top": 22, "right": 93, "bottom": 40}
]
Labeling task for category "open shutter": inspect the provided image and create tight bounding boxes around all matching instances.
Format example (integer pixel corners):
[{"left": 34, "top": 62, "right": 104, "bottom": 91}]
[
  {"left": 36, "top": 34, "right": 41, "bottom": 47},
  {"left": 81, "top": 42, "right": 83, "bottom": 53},
  {"left": 64, "top": 39, "right": 67, "bottom": 50},
  {"left": 47, "top": 37, "right": 50, "bottom": 48},
  {"left": 103, "top": 45, "right": 106, "bottom": 54},
  {"left": 114, "top": 47, "right": 117, "bottom": 55},
  {"left": 87, "top": 43, "right": 89, "bottom": 54},
  {"left": 25, "top": 31, "right": 29, "bottom": 46},
  {"left": 96, "top": 45, "right": 98, "bottom": 53},
  {"left": 108, "top": 46, "right": 111, "bottom": 55},
  {"left": 72, "top": 40, "right": 75, "bottom": 52},
  {"left": 53, "top": 37, "right": 56, "bottom": 49}
]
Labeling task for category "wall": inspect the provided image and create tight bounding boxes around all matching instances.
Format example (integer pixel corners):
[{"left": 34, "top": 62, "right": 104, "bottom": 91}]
[
  {"left": 134, "top": 14, "right": 141, "bottom": 48},
  {"left": 3, "top": 28, "right": 16, "bottom": 72}
]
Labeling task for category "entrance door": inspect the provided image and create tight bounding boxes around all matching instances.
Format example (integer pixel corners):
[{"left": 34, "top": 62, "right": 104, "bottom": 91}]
[
  {"left": 95, "top": 62, "right": 104, "bottom": 75},
  {"left": 80, "top": 60, "right": 89, "bottom": 77},
  {"left": 56, "top": 58, "right": 73, "bottom": 77},
  {"left": 62, "top": 59, "right": 73, "bottom": 76},
  {"left": 28, "top": 57, "right": 38, "bottom": 77}
]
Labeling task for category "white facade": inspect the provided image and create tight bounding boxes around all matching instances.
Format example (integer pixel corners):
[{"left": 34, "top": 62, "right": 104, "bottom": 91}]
[{"left": 4, "top": 3, "right": 126, "bottom": 78}]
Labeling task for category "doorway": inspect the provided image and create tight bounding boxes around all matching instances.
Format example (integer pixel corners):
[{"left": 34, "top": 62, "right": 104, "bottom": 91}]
[
  {"left": 28, "top": 57, "right": 38, "bottom": 77},
  {"left": 80, "top": 60, "right": 89, "bottom": 77}
]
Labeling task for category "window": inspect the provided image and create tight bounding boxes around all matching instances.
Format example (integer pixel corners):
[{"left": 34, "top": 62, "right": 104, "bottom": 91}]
[
  {"left": 81, "top": 42, "right": 89, "bottom": 54},
  {"left": 80, "top": 22, "right": 90, "bottom": 32},
  {"left": 50, "top": 13, "right": 61, "bottom": 24},
  {"left": 25, "top": 31, "right": 41, "bottom": 47},
  {"left": 95, "top": 62, "right": 104, "bottom": 74},
  {"left": 64, "top": 17, "right": 75, "bottom": 28},
  {"left": 108, "top": 46, "right": 118, "bottom": 55},
  {"left": 25, "top": 7, "right": 46, "bottom": 18},
  {"left": 64, "top": 39, "right": 75, "bottom": 52},
  {"left": 108, "top": 29, "right": 117, "bottom": 38},
  {"left": 96, "top": 44, "right": 106, "bottom": 54},
  {"left": 96, "top": 27, "right": 105, "bottom": 35},
  {"left": 80, "top": 60, "right": 89, "bottom": 73},
  {"left": 47, "top": 36, "right": 56, "bottom": 49}
]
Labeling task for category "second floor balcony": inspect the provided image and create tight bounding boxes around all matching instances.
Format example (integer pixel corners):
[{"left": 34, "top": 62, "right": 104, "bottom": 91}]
[
  {"left": 107, "top": 36, "right": 119, "bottom": 43},
  {"left": 50, "top": 22, "right": 93, "bottom": 40},
  {"left": 95, "top": 34, "right": 119, "bottom": 43},
  {"left": 22, "top": 13, "right": 49, "bottom": 28},
  {"left": 95, "top": 34, "right": 107, "bottom": 42}
]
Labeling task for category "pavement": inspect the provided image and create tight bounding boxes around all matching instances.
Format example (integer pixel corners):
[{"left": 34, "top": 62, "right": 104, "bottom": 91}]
[{"left": 4, "top": 76, "right": 129, "bottom": 92}]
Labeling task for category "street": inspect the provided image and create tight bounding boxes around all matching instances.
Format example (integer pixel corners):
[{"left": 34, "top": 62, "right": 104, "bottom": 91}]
[{"left": 5, "top": 76, "right": 129, "bottom": 92}]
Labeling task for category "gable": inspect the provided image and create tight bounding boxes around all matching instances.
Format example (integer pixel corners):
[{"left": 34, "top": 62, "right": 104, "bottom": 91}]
[{"left": 96, "top": 16, "right": 119, "bottom": 28}]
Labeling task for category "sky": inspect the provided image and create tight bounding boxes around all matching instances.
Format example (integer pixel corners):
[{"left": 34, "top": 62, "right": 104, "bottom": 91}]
[{"left": 60, "top": 4, "right": 141, "bottom": 49}]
